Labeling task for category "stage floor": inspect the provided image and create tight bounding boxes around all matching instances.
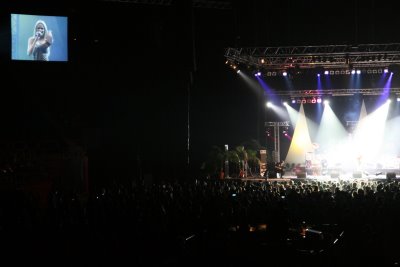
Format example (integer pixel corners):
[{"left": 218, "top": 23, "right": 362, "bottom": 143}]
[{"left": 237, "top": 171, "right": 399, "bottom": 182}]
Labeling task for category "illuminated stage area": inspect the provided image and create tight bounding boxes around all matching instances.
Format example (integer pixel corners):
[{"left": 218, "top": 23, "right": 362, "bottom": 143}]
[
  {"left": 235, "top": 67, "right": 400, "bottom": 179},
  {"left": 268, "top": 96, "right": 400, "bottom": 180},
  {"left": 227, "top": 44, "right": 400, "bottom": 181}
]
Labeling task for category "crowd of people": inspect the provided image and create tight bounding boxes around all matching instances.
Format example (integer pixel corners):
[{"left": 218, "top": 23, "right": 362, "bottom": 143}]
[{"left": 1, "top": 175, "right": 400, "bottom": 266}]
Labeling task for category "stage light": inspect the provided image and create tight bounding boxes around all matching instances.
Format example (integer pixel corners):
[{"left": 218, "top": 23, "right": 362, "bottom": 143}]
[
  {"left": 324, "top": 70, "right": 329, "bottom": 75},
  {"left": 356, "top": 70, "right": 361, "bottom": 74},
  {"left": 283, "top": 71, "right": 288, "bottom": 76},
  {"left": 324, "top": 100, "right": 330, "bottom": 105},
  {"left": 317, "top": 98, "right": 322, "bottom": 103},
  {"left": 292, "top": 99, "right": 296, "bottom": 104},
  {"left": 397, "top": 97, "right": 400, "bottom": 102},
  {"left": 384, "top": 68, "right": 389, "bottom": 73},
  {"left": 351, "top": 70, "right": 356, "bottom": 74}
]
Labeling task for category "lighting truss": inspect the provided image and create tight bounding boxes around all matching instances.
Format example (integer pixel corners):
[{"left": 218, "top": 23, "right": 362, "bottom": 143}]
[
  {"left": 265, "top": 121, "right": 290, "bottom": 127},
  {"left": 266, "top": 88, "right": 400, "bottom": 97},
  {"left": 265, "top": 121, "right": 290, "bottom": 163},
  {"left": 225, "top": 43, "right": 400, "bottom": 71},
  {"left": 99, "top": 0, "right": 232, "bottom": 9}
]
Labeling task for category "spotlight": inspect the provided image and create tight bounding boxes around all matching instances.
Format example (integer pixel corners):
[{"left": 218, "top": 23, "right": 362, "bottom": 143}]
[
  {"left": 356, "top": 70, "right": 361, "bottom": 74},
  {"left": 351, "top": 69, "right": 356, "bottom": 74},
  {"left": 324, "top": 100, "right": 330, "bottom": 105},
  {"left": 324, "top": 70, "right": 329, "bottom": 75},
  {"left": 291, "top": 99, "right": 296, "bottom": 104},
  {"left": 384, "top": 68, "right": 389, "bottom": 73},
  {"left": 317, "top": 98, "right": 322, "bottom": 103},
  {"left": 283, "top": 71, "right": 288, "bottom": 76}
]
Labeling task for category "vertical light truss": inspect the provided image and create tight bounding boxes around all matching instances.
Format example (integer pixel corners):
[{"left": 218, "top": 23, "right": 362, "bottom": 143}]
[{"left": 265, "top": 121, "right": 290, "bottom": 162}]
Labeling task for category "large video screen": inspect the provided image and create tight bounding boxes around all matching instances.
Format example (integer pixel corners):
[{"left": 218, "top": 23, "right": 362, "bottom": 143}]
[{"left": 11, "top": 13, "right": 68, "bottom": 62}]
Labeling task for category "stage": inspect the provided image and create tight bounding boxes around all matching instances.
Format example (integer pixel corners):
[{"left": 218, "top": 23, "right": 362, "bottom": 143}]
[{"left": 235, "top": 170, "right": 399, "bottom": 183}]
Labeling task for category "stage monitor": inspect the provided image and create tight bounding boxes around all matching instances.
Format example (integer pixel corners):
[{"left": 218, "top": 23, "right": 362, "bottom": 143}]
[{"left": 11, "top": 13, "right": 68, "bottom": 62}]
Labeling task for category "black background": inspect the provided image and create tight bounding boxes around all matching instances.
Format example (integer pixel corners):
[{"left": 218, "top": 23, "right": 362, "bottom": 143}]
[{"left": 1, "top": 0, "right": 400, "bottom": 184}]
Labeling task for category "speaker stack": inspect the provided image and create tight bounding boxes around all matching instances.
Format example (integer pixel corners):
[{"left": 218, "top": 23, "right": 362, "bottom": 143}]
[
  {"left": 330, "top": 172, "right": 339, "bottom": 178},
  {"left": 296, "top": 166, "right": 306, "bottom": 178},
  {"left": 387, "top": 172, "right": 396, "bottom": 181}
]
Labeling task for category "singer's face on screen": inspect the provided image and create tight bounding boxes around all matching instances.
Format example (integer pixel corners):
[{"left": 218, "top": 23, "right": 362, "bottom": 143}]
[{"left": 36, "top": 23, "right": 45, "bottom": 37}]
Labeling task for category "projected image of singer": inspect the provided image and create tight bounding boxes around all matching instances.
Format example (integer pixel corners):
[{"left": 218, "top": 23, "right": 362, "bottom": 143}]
[{"left": 27, "top": 20, "right": 53, "bottom": 61}]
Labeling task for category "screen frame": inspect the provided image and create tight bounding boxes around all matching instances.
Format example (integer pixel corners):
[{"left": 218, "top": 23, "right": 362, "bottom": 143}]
[{"left": 11, "top": 13, "right": 68, "bottom": 62}]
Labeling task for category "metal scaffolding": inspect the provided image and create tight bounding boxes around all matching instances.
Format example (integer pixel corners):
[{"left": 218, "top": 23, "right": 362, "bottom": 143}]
[
  {"left": 100, "top": 0, "right": 232, "bottom": 9},
  {"left": 264, "top": 87, "right": 400, "bottom": 97},
  {"left": 225, "top": 43, "right": 400, "bottom": 71},
  {"left": 265, "top": 121, "right": 290, "bottom": 163}
]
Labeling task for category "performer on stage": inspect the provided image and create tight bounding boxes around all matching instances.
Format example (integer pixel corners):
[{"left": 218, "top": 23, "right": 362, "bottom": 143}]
[
  {"left": 275, "top": 160, "right": 285, "bottom": 178},
  {"left": 27, "top": 20, "right": 53, "bottom": 61}
]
